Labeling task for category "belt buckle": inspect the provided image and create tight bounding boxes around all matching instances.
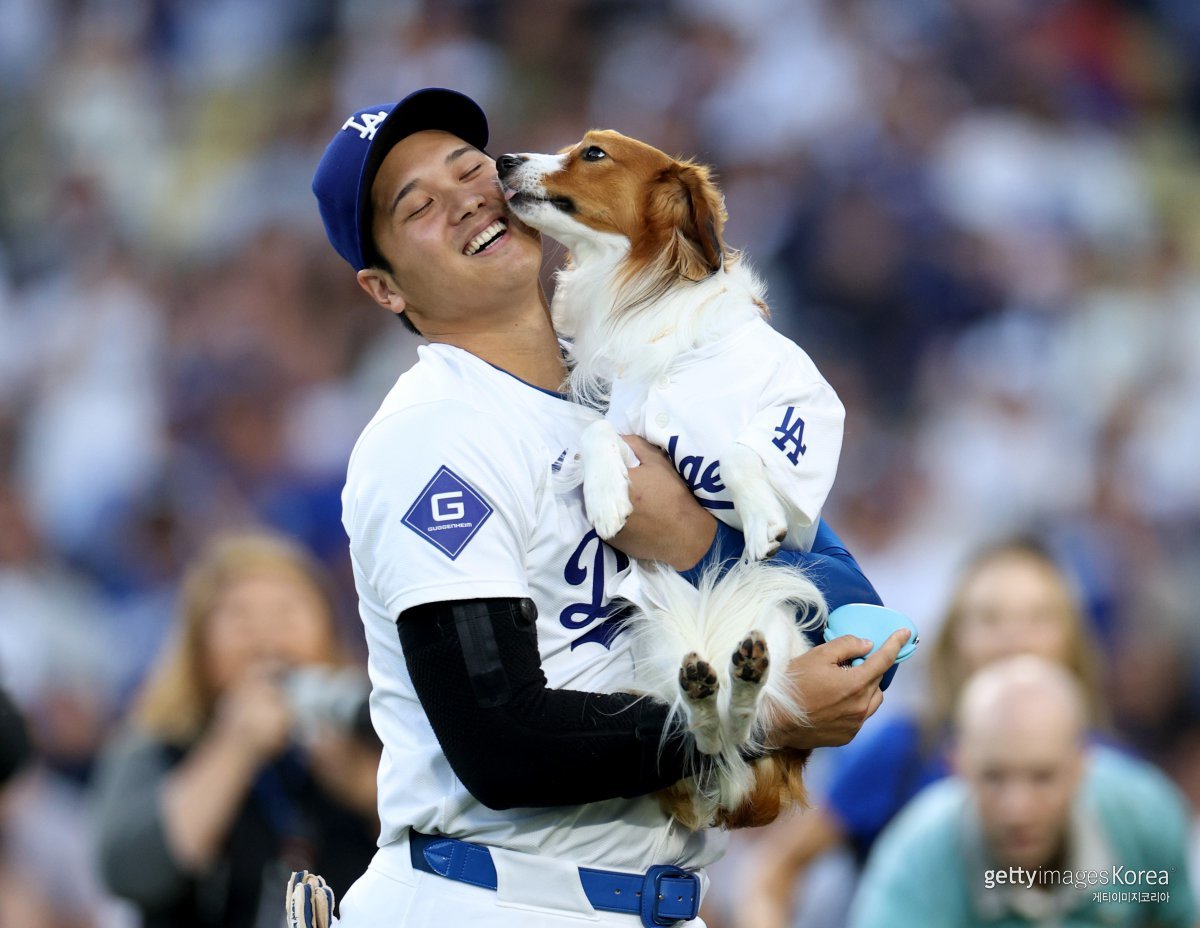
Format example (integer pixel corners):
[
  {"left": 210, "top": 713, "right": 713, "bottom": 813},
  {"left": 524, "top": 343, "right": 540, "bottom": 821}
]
[{"left": 639, "top": 864, "right": 700, "bottom": 927}]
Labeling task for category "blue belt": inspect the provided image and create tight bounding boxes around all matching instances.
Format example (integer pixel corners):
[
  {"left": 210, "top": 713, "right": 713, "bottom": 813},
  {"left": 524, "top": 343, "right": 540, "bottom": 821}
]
[{"left": 409, "top": 830, "right": 701, "bottom": 927}]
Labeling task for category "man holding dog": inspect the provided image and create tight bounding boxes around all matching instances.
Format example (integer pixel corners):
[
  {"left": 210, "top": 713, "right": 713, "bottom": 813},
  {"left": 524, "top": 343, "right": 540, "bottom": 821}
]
[{"left": 309, "top": 87, "right": 908, "bottom": 927}]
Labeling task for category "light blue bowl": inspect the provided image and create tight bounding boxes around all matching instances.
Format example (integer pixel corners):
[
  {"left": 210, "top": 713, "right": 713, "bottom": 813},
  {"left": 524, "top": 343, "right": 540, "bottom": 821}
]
[{"left": 823, "top": 604, "right": 919, "bottom": 690}]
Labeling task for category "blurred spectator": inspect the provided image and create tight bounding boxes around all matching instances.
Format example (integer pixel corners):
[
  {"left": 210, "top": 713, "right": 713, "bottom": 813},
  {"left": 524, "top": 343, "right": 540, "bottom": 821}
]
[
  {"left": 730, "top": 538, "right": 1106, "bottom": 928},
  {"left": 849, "top": 655, "right": 1196, "bottom": 927},
  {"left": 0, "top": 476, "right": 136, "bottom": 928},
  {"left": 0, "top": 682, "right": 40, "bottom": 928},
  {"left": 0, "top": 683, "right": 31, "bottom": 788},
  {"left": 91, "top": 532, "right": 379, "bottom": 928}
]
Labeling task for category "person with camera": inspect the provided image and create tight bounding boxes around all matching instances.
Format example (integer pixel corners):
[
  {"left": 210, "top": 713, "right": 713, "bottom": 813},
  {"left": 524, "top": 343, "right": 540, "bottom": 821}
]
[{"left": 93, "top": 532, "right": 380, "bottom": 928}]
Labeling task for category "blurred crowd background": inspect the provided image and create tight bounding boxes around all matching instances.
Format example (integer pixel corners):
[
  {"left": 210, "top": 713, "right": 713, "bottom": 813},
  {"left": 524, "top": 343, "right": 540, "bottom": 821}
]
[{"left": 0, "top": 0, "right": 1198, "bottom": 925}]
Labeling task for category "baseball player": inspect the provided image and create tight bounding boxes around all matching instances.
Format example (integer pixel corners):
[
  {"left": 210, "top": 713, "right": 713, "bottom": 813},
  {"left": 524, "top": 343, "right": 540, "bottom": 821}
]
[{"left": 309, "top": 87, "right": 910, "bottom": 928}]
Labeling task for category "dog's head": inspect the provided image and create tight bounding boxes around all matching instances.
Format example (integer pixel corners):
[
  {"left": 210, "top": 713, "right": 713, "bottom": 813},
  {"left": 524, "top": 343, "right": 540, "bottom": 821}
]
[{"left": 497, "top": 130, "right": 728, "bottom": 287}]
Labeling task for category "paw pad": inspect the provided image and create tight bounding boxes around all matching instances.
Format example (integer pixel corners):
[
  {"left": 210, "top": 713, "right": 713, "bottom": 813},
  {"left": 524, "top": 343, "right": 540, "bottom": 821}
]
[
  {"left": 680, "top": 652, "right": 719, "bottom": 700},
  {"left": 731, "top": 632, "right": 770, "bottom": 684}
]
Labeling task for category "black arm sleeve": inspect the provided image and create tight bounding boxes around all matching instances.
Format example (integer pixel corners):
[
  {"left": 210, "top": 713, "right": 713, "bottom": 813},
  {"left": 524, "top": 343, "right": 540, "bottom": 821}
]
[{"left": 397, "top": 598, "right": 701, "bottom": 810}]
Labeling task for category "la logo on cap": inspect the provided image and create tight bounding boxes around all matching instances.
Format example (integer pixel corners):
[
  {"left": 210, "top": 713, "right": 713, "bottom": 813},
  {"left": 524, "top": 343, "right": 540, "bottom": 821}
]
[{"left": 342, "top": 110, "right": 389, "bottom": 140}]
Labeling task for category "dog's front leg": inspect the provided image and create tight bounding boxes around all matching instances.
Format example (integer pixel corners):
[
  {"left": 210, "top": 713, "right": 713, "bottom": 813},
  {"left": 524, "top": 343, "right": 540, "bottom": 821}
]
[
  {"left": 581, "top": 419, "right": 640, "bottom": 539},
  {"left": 722, "top": 443, "right": 788, "bottom": 560}
]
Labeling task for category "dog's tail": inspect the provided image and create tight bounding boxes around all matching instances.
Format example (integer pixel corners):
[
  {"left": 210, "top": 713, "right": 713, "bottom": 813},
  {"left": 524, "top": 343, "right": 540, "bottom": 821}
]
[
  {"left": 626, "top": 558, "right": 826, "bottom": 757},
  {"left": 711, "top": 747, "right": 813, "bottom": 830}
]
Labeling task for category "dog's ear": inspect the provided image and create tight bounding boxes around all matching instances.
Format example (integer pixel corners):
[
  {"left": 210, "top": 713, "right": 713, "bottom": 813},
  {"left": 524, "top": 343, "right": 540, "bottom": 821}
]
[
  {"left": 676, "top": 163, "right": 727, "bottom": 274},
  {"left": 646, "top": 161, "right": 727, "bottom": 282}
]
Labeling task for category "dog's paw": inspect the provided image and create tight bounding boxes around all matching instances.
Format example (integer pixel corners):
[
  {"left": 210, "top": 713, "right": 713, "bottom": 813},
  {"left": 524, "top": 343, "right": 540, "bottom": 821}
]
[
  {"left": 581, "top": 421, "right": 635, "bottom": 539},
  {"left": 731, "top": 632, "right": 770, "bottom": 685},
  {"left": 680, "top": 653, "right": 723, "bottom": 755},
  {"left": 679, "top": 652, "right": 719, "bottom": 700},
  {"left": 727, "top": 632, "right": 770, "bottom": 743},
  {"left": 585, "top": 485, "right": 633, "bottom": 539},
  {"left": 741, "top": 508, "right": 788, "bottom": 561},
  {"left": 722, "top": 444, "right": 788, "bottom": 559}
]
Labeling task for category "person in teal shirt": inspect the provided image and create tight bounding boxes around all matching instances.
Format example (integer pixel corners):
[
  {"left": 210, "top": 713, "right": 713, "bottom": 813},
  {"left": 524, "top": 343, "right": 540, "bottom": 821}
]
[{"left": 851, "top": 655, "right": 1196, "bottom": 928}]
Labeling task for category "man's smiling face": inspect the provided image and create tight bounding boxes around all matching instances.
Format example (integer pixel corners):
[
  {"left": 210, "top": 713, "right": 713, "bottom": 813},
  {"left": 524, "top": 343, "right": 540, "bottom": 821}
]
[{"left": 367, "top": 129, "right": 542, "bottom": 330}]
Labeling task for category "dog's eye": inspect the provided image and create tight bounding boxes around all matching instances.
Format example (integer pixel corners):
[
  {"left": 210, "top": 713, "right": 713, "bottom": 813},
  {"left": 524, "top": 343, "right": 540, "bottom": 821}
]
[{"left": 581, "top": 146, "right": 607, "bottom": 162}]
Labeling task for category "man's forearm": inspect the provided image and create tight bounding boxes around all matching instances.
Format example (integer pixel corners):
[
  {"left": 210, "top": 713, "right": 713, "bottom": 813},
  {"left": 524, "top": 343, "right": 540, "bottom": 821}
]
[
  {"left": 607, "top": 435, "right": 719, "bottom": 570},
  {"left": 398, "top": 598, "right": 705, "bottom": 808},
  {"left": 681, "top": 519, "right": 882, "bottom": 611}
]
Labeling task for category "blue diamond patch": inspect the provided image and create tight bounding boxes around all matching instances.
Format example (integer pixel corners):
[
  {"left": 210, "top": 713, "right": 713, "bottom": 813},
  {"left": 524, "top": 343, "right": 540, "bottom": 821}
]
[{"left": 402, "top": 466, "right": 494, "bottom": 560}]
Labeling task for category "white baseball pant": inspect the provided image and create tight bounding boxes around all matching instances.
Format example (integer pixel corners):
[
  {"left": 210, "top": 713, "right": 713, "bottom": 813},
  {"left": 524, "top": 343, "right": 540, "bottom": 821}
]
[{"left": 334, "top": 831, "right": 709, "bottom": 928}]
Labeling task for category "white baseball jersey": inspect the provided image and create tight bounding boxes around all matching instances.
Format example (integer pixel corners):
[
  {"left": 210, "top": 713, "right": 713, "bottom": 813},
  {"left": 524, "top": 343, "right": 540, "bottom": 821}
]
[
  {"left": 605, "top": 316, "right": 845, "bottom": 551},
  {"left": 342, "top": 342, "right": 724, "bottom": 872}
]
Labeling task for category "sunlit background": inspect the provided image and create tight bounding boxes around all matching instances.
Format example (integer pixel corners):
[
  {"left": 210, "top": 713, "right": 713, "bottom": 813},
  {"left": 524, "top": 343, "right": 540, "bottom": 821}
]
[{"left": 0, "top": 0, "right": 1198, "bottom": 925}]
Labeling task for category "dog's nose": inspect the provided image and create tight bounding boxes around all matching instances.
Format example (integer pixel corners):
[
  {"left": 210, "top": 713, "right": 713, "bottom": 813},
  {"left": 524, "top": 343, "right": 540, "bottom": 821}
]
[{"left": 495, "top": 154, "right": 526, "bottom": 179}]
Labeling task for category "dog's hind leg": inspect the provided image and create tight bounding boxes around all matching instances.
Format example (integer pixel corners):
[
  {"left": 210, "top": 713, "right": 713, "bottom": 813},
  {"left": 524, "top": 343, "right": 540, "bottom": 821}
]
[
  {"left": 727, "top": 631, "right": 769, "bottom": 744},
  {"left": 679, "top": 653, "right": 722, "bottom": 755}
]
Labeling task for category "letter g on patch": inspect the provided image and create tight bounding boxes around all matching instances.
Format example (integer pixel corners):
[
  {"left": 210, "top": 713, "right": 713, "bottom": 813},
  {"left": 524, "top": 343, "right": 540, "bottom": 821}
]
[{"left": 403, "top": 466, "right": 493, "bottom": 559}]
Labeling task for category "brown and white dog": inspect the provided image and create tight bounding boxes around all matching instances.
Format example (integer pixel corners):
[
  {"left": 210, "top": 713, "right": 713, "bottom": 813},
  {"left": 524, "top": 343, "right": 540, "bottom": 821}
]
[{"left": 498, "top": 131, "right": 847, "bottom": 828}]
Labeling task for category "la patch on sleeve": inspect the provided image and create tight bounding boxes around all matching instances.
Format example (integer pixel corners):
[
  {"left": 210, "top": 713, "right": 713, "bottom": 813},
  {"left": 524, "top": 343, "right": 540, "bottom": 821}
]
[{"left": 402, "top": 466, "right": 494, "bottom": 559}]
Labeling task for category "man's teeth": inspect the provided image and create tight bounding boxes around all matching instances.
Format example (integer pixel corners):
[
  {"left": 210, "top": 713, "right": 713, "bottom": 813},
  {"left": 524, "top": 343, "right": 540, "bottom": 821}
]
[{"left": 464, "top": 219, "right": 507, "bottom": 256}]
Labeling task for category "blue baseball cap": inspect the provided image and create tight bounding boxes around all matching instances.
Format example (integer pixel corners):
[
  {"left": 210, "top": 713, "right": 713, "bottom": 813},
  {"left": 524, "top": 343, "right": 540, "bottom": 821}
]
[{"left": 312, "top": 88, "right": 489, "bottom": 270}]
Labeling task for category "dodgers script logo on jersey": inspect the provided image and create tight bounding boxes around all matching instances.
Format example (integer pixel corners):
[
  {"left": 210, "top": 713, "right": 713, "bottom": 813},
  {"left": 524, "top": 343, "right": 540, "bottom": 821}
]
[
  {"left": 402, "top": 466, "right": 493, "bottom": 560},
  {"left": 666, "top": 435, "right": 732, "bottom": 511},
  {"left": 666, "top": 405, "right": 811, "bottom": 509},
  {"left": 561, "top": 529, "right": 631, "bottom": 651}
]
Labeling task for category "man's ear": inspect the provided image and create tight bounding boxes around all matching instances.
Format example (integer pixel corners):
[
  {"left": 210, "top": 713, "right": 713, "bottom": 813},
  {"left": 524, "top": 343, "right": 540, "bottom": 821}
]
[{"left": 357, "top": 267, "right": 408, "bottom": 316}]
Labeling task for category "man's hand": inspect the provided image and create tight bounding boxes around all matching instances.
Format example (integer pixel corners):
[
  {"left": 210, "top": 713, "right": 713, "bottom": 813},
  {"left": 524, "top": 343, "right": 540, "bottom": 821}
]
[
  {"left": 607, "top": 435, "right": 716, "bottom": 570},
  {"left": 772, "top": 629, "right": 911, "bottom": 749}
]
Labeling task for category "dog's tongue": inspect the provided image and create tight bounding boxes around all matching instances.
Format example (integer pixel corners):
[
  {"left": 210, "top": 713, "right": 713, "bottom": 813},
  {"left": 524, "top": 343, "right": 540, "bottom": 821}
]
[{"left": 504, "top": 187, "right": 517, "bottom": 201}]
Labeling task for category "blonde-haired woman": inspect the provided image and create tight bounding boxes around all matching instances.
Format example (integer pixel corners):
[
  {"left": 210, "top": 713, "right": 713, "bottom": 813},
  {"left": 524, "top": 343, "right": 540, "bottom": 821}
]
[
  {"left": 736, "top": 537, "right": 1108, "bottom": 928},
  {"left": 93, "top": 532, "right": 380, "bottom": 928}
]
